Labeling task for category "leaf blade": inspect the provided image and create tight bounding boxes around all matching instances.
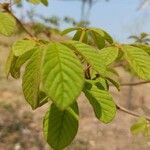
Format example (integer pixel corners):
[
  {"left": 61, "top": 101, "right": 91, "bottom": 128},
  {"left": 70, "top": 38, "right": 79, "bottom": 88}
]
[
  {"left": 43, "top": 102, "right": 79, "bottom": 150},
  {"left": 83, "top": 81, "right": 116, "bottom": 123},
  {"left": 42, "top": 42, "right": 84, "bottom": 109},
  {"left": 0, "top": 12, "right": 16, "bottom": 36},
  {"left": 123, "top": 45, "right": 150, "bottom": 80}
]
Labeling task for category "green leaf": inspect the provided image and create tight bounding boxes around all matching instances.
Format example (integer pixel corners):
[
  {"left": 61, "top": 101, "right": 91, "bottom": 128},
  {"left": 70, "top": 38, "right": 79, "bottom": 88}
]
[
  {"left": 98, "top": 47, "right": 119, "bottom": 65},
  {"left": 0, "top": 12, "right": 16, "bottom": 36},
  {"left": 9, "top": 50, "right": 34, "bottom": 79},
  {"left": 83, "top": 81, "right": 116, "bottom": 123},
  {"left": 72, "top": 30, "right": 82, "bottom": 41},
  {"left": 28, "top": 0, "right": 41, "bottom": 4},
  {"left": 123, "top": 45, "right": 150, "bottom": 80},
  {"left": 21, "top": 42, "right": 84, "bottom": 110},
  {"left": 90, "top": 28, "right": 113, "bottom": 44},
  {"left": 42, "top": 42, "right": 84, "bottom": 109},
  {"left": 40, "top": 0, "right": 48, "bottom": 6},
  {"left": 131, "top": 44, "right": 150, "bottom": 55},
  {"left": 131, "top": 117, "right": 150, "bottom": 136},
  {"left": 43, "top": 102, "right": 79, "bottom": 150},
  {"left": 61, "top": 27, "right": 81, "bottom": 35},
  {"left": 106, "top": 77, "right": 120, "bottom": 91},
  {"left": 89, "top": 31, "right": 105, "bottom": 49},
  {"left": 22, "top": 47, "right": 44, "bottom": 109},
  {"left": 94, "top": 78, "right": 109, "bottom": 91},
  {"left": 12, "top": 39, "right": 36, "bottom": 56},
  {"left": 72, "top": 30, "right": 88, "bottom": 43},
  {"left": 64, "top": 41, "right": 107, "bottom": 76}
]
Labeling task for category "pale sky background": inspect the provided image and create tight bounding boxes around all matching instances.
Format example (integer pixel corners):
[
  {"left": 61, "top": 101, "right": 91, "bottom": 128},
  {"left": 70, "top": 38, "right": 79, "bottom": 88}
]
[{"left": 13, "top": 0, "right": 150, "bottom": 42}]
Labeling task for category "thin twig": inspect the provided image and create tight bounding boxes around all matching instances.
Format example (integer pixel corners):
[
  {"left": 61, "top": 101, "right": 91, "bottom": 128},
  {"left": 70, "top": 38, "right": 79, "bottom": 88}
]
[
  {"left": 116, "top": 104, "right": 150, "bottom": 121},
  {"left": 10, "top": 11, "right": 35, "bottom": 38}
]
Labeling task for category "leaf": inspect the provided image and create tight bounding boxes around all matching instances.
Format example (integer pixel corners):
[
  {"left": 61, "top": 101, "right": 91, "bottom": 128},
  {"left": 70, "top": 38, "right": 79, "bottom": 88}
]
[
  {"left": 43, "top": 102, "right": 79, "bottom": 150},
  {"left": 106, "top": 77, "right": 120, "bottom": 91},
  {"left": 83, "top": 81, "right": 116, "bottom": 123},
  {"left": 64, "top": 41, "right": 107, "bottom": 76},
  {"left": 89, "top": 31, "right": 105, "bottom": 49},
  {"left": 0, "top": 12, "right": 16, "bottom": 36},
  {"left": 22, "top": 47, "right": 44, "bottom": 109},
  {"left": 61, "top": 27, "right": 81, "bottom": 35},
  {"left": 10, "top": 50, "right": 34, "bottom": 79},
  {"left": 131, "top": 44, "right": 150, "bottom": 55},
  {"left": 42, "top": 42, "right": 84, "bottom": 109},
  {"left": 12, "top": 39, "right": 36, "bottom": 56},
  {"left": 72, "top": 30, "right": 82, "bottom": 41},
  {"left": 40, "top": 0, "right": 48, "bottom": 6},
  {"left": 28, "top": 0, "right": 41, "bottom": 4},
  {"left": 131, "top": 117, "right": 150, "bottom": 136},
  {"left": 90, "top": 28, "right": 113, "bottom": 44},
  {"left": 98, "top": 47, "right": 119, "bottom": 65},
  {"left": 123, "top": 45, "right": 150, "bottom": 80},
  {"left": 94, "top": 78, "right": 109, "bottom": 91}
]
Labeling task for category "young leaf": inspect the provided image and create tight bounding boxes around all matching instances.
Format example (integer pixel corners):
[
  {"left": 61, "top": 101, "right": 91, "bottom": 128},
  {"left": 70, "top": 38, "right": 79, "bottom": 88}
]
[
  {"left": 131, "top": 117, "right": 150, "bottom": 136},
  {"left": 61, "top": 27, "right": 81, "bottom": 35},
  {"left": 98, "top": 47, "right": 119, "bottom": 65},
  {"left": 83, "top": 81, "right": 116, "bottom": 123},
  {"left": 90, "top": 27, "right": 113, "bottom": 44},
  {"left": 63, "top": 41, "right": 107, "bottom": 76},
  {"left": 43, "top": 102, "right": 79, "bottom": 150},
  {"left": 89, "top": 31, "right": 105, "bottom": 49},
  {"left": 28, "top": 0, "right": 41, "bottom": 5},
  {"left": 40, "top": 0, "right": 48, "bottom": 6},
  {"left": 12, "top": 39, "right": 36, "bottom": 56},
  {"left": 8, "top": 50, "right": 34, "bottom": 79},
  {"left": 22, "top": 47, "right": 44, "bottom": 109},
  {"left": 0, "top": 12, "right": 16, "bottom": 36},
  {"left": 122, "top": 45, "right": 150, "bottom": 80},
  {"left": 72, "top": 30, "right": 82, "bottom": 41},
  {"left": 106, "top": 77, "right": 120, "bottom": 91},
  {"left": 94, "top": 78, "right": 109, "bottom": 91},
  {"left": 42, "top": 42, "right": 84, "bottom": 110},
  {"left": 131, "top": 44, "right": 150, "bottom": 55}
]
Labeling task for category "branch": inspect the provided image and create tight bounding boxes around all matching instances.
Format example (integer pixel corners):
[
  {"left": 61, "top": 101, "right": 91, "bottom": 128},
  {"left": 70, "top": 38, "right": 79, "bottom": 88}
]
[
  {"left": 116, "top": 104, "right": 150, "bottom": 121},
  {"left": 10, "top": 11, "right": 35, "bottom": 38}
]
